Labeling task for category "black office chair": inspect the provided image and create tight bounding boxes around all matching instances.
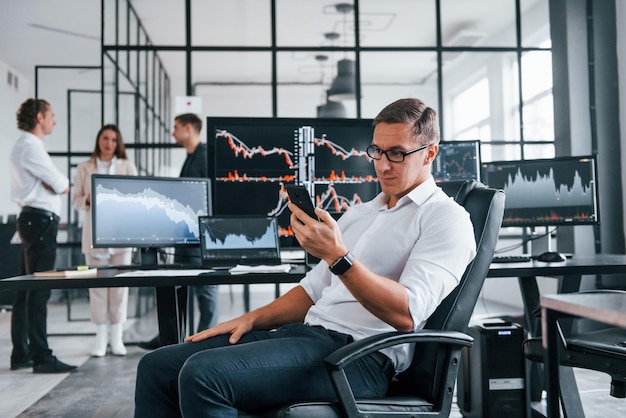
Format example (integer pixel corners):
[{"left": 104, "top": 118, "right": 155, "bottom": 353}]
[
  {"left": 238, "top": 180, "right": 505, "bottom": 418},
  {"left": 523, "top": 289, "right": 626, "bottom": 400}
]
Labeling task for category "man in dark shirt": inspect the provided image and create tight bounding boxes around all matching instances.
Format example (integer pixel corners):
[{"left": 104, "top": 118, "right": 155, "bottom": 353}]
[
  {"left": 172, "top": 113, "right": 218, "bottom": 332},
  {"left": 138, "top": 113, "right": 218, "bottom": 349}
]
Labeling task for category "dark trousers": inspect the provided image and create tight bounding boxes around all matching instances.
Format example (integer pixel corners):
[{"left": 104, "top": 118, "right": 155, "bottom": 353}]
[
  {"left": 175, "top": 248, "right": 218, "bottom": 332},
  {"left": 11, "top": 209, "right": 59, "bottom": 364},
  {"left": 134, "top": 323, "right": 393, "bottom": 418}
]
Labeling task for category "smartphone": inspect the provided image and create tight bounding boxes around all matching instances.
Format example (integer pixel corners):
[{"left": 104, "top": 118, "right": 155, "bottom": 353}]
[{"left": 286, "top": 184, "right": 319, "bottom": 221}]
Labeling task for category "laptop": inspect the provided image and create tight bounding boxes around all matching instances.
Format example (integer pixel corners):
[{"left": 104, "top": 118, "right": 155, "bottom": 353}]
[{"left": 198, "top": 215, "right": 282, "bottom": 268}]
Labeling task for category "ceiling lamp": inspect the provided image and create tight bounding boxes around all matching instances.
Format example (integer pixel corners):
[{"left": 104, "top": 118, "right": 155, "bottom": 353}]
[
  {"left": 327, "top": 3, "right": 356, "bottom": 101},
  {"left": 327, "top": 58, "right": 356, "bottom": 101},
  {"left": 317, "top": 91, "right": 347, "bottom": 118}
]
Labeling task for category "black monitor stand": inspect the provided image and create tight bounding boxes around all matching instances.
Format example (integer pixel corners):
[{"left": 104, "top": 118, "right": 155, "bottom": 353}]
[
  {"left": 140, "top": 248, "right": 159, "bottom": 267},
  {"left": 113, "top": 247, "right": 188, "bottom": 270}
]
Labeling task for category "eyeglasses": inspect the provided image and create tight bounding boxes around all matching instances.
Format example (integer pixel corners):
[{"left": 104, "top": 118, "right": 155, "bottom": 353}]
[{"left": 365, "top": 143, "right": 432, "bottom": 163}]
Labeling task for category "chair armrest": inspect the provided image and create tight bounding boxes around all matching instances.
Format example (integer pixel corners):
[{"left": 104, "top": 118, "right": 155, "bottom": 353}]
[
  {"left": 322, "top": 330, "right": 473, "bottom": 417},
  {"left": 324, "top": 329, "right": 473, "bottom": 370}
]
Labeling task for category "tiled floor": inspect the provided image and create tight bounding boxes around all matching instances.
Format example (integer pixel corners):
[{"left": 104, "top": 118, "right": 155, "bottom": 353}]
[{"left": 0, "top": 285, "right": 625, "bottom": 417}]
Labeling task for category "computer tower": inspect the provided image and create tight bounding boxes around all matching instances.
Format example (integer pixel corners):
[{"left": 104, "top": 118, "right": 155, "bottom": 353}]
[{"left": 457, "top": 321, "right": 526, "bottom": 418}]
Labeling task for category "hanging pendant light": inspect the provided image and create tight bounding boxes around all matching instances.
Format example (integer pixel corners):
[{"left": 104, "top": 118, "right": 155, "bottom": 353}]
[
  {"left": 317, "top": 90, "right": 347, "bottom": 118},
  {"left": 327, "top": 58, "right": 356, "bottom": 101},
  {"left": 326, "top": 3, "right": 356, "bottom": 102}
]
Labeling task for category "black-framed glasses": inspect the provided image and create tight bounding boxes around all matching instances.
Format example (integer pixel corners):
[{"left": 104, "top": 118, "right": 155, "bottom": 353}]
[{"left": 365, "top": 143, "right": 432, "bottom": 163}]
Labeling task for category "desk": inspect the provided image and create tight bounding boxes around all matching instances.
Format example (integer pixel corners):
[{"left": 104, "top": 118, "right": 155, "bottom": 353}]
[
  {"left": 2, "top": 255, "right": 626, "bottom": 377},
  {"left": 0, "top": 265, "right": 308, "bottom": 346},
  {"left": 487, "top": 254, "right": 626, "bottom": 417},
  {"left": 487, "top": 254, "right": 626, "bottom": 337},
  {"left": 541, "top": 292, "right": 626, "bottom": 418}
]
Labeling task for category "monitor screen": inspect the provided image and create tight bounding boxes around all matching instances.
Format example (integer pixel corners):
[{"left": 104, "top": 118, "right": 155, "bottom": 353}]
[
  {"left": 206, "top": 117, "right": 378, "bottom": 247},
  {"left": 199, "top": 216, "right": 281, "bottom": 265},
  {"left": 433, "top": 140, "right": 481, "bottom": 182},
  {"left": 481, "top": 155, "right": 599, "bottom": 227},
  {"left": 91, "top": 175, "right": 212, "bottom": 248}
]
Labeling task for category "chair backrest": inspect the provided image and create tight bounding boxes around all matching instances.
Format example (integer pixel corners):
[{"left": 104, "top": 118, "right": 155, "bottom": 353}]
[{"left": 394, "top": 180, "right": 505, "bottom": 402}]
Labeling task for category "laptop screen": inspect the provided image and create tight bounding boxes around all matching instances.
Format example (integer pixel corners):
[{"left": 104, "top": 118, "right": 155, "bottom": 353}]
[{"left": 199, "top": 216, "right": 281, "bottom": 266}]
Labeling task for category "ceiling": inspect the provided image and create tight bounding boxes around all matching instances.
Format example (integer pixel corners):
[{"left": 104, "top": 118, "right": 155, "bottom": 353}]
[{"left": 0, "top": 0, "right": 543, "bottom": 100}]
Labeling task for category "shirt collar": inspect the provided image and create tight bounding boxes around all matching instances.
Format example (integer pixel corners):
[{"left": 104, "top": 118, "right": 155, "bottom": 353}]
[
  {"left": 96, "top": 156, "right": 117, "bottom": 174},
  {"left": 373, "top": 176, "right": 438, "bottom": 210},
  {"left": 21, "top": 131, "right": 44, "bottom": 144}
]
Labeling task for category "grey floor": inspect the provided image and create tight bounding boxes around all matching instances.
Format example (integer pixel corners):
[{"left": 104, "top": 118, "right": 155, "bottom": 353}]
[{"left": 0, "top": 285, "right": 624, "bottom": 417}]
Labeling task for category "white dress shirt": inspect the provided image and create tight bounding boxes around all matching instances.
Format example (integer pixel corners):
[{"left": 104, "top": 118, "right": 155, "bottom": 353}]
[
  {"left": 300, "top": 176, "right": 477, "bottom": 372},
  {"left": 10, "top": 131, "right": 69, "bottom": 216}
]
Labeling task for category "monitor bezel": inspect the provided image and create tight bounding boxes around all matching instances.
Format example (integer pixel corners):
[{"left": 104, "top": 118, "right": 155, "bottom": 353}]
[
  {"left": 481, "top": 155, "right": 600, "bottom": 227},
  {"left": 90, "top": 174, "right": 212, "bottom": 249}
]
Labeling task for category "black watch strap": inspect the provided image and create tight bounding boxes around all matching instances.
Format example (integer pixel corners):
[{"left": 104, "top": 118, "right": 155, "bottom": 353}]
[{"left": 329, "top": 251, "right": 354, "bottom": 276}]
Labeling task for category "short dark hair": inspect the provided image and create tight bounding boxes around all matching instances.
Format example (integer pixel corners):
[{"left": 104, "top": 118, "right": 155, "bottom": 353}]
[
  {"left": 16, "top": 98, "right": 50, "bottom": 131},
  {"left": 373, "top": 98, "right": 440, "bottom": 145},
  {"left": 91, "top": 124, "right": 128, "bottom": 160},
  {"left": 175, "top": 113, "right": 202, "bottom": 134}
]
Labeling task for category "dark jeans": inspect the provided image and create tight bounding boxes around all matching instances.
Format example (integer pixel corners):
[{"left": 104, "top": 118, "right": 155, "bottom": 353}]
[
  {"left": 134, "top": 323, "right": 393, "bottom": 418},
  {"left": 11, "top": 209, "right": 59, "bottom": 364}
]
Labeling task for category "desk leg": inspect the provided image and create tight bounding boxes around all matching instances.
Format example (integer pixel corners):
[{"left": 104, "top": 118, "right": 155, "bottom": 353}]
[
  {"left": 176, "top": 286, "right": 188, "bottom": 341},
  {"left": 155, "top": 286, "right": 182, "bottom": 346},
  {"left": 544, "top": 307, "right": 561, "bottom": 418},
  {"left": 519, "top": 275, "right": 586, "bottom": 417},
  {"left": 559, "top": 366, "right": 584, "bottom": 418},
  {"left": 244, "top": 284, "right": 250, "bottom": 312},
  {"left": 519, "top": 276, "right": 544, "bottom": 405},
  {"left": 556, "top": 275, "right": 585, "bottom": 418},
  {"left": 187, "top": 287, "right": 195, "bottom": 335},
  {"left": 519, "top": 276, "right": 541, "bottom": 336}
]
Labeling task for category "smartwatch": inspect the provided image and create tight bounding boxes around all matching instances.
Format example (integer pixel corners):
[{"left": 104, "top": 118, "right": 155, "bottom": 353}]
[{"left": 329, "top": 251, "right": 354, "bottom": 276}]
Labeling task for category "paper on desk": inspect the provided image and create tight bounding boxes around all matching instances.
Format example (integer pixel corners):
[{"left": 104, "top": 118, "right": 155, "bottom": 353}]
[
  {"left": 229, "top": 264, "right": 292, "bottom": 275},
  {"left": 114, "top": 269, "right": 214, "bottom": 277}
]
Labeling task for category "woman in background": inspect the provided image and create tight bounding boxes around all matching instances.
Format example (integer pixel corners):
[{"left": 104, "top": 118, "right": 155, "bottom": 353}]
[{"left": 72, "top": 124, "right": 137, "bottom": 357}]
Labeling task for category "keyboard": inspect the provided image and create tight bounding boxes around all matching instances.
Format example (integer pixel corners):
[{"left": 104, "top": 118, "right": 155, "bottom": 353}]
[{"left": 491, "top": 255, "right": 532, "bottom": 263}]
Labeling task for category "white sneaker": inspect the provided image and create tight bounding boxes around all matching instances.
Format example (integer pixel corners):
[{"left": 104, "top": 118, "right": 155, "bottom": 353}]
[
  {"left": 110, "top": 323, "right": 127, "bottom": 356},
  {"left": 92, "top": 324, "right": 108, "bottom": 357}
]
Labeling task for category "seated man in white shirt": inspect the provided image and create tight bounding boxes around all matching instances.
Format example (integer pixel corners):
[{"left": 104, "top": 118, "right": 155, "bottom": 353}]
[{"left": 134, "top": 97, "right": 477, "bottom": 417}]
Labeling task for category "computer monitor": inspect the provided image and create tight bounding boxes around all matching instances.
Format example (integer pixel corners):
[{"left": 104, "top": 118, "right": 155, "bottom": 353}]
[
  {"left": 199, "top": 216, "right": 281, "bottom": 266},
  {"left": 206, "top": 117, "right": 378, "bottom": 247},
  {"left": 91, "top": 174, "right": 212, "bottom": 265},
  {"left": 433, "top": 140, "right": 481, "bottom": 182},
  {"left": 481, "top": 155, "right": 599, "bottom": 227}
]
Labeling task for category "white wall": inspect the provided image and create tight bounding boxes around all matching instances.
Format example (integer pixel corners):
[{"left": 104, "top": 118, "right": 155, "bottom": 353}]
[{"left": 0, "top": 58, "right": 32, "bottom": 220}]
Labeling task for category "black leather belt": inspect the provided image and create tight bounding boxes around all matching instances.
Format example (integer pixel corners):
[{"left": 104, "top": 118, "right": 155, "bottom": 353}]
[{"left": 21, "top": 206, "right": 60, "bottom": 222}]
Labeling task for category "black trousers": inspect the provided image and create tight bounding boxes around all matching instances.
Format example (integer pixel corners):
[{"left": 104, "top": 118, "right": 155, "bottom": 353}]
[{"left": 11, "top": 208, "right": 59, "bottom": 364}]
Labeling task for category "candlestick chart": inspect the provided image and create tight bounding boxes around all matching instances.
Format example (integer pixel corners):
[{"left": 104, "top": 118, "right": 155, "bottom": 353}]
[{"left": 208, "top": 118, "right": 378, "bottom": 244}]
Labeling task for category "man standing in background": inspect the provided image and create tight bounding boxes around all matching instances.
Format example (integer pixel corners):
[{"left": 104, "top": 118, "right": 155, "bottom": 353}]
[
  {"left": 10, "top": 98, "right": 77, "bottom": 373},
  {"left": 139, "top": 113, "right": 218, "bottom": 349}
]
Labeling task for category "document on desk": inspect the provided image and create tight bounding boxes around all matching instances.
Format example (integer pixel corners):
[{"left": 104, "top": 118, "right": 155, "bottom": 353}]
[
  {"left": 114, "top": 269, "right": 214, "bottom": 277},
  {"left": 229, "top": 264, "right": 292, "bottom": 275}
]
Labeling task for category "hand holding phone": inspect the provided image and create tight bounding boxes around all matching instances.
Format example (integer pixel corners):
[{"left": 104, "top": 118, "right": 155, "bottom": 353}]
[{"left": 286, "top": 184, "right": 319, "bottom": 221}]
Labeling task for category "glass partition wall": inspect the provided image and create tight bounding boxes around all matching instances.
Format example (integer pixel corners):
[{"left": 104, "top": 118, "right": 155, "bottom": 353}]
[
  {"left": 38, "top": 0, "right": 555, "bottom": 243},
  {"left": 103, "top": 0, "right": 553, "bottom": 163}
]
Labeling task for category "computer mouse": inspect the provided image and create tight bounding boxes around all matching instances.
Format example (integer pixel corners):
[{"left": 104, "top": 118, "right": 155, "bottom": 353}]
[{"left": 537, "top": 251, "right": 566, "bottom": 263}]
